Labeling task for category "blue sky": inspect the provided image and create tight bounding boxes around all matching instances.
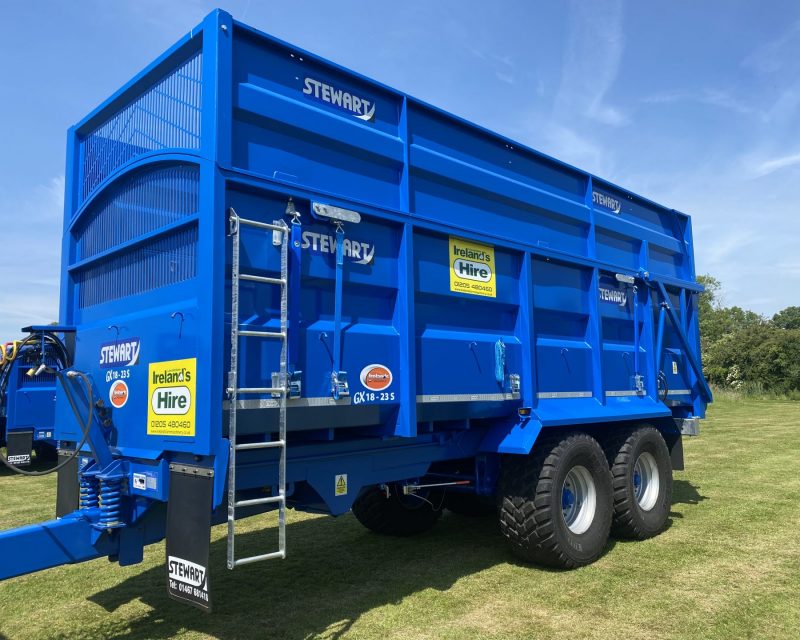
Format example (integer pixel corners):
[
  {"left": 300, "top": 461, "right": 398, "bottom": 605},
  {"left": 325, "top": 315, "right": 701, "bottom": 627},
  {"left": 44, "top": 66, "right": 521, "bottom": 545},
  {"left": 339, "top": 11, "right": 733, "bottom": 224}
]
[{"left": 1, "top": 0, "right": 799, "bottom": 337}]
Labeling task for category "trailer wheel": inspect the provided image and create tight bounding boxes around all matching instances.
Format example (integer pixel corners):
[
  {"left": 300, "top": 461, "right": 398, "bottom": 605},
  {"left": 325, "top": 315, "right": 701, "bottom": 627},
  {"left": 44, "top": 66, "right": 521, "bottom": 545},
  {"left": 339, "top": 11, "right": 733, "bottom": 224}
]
[
  {"left": 352, "top": 484, "right": 444, "bottom": 536},
  {"left": 605, "top": 426, "right": 672, "bottom": 539},
  {"left": 444, "top": 492, "right": 496, "bottom": 516},
  {"left": 499, "top": 433, "right": 613, "bottom": 569}
]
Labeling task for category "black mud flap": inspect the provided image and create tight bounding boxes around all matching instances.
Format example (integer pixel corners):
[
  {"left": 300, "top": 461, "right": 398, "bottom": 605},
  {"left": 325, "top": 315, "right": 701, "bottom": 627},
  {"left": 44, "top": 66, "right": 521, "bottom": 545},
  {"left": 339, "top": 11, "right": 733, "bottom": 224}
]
[
  {"left": 669, "top": 435, "right": 685, "bottom": 471},
  {"left": 166, "top": 463, "right": 214, "bottom": 612},
  {"left": 6, "top": 430, "right": 34, "bottom": 467},
  {"left": 56, "top": 450, "right": 80, "bottom": 517}
]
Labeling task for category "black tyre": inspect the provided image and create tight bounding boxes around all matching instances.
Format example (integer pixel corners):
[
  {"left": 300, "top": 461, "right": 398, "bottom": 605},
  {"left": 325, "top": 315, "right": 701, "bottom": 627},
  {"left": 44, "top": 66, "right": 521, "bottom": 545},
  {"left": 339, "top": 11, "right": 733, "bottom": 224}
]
[
  {"left": 352, "top": 483, "right": 444, "bottom": 536},
  {"left": 444, "top": 492, "right": 496, "bottom": 516},
  {"left": 499, "top": 433, "right": 613, "bottom": 569},
  {"left": 604, "top": 426, "right": 672, "bottom": 539}
]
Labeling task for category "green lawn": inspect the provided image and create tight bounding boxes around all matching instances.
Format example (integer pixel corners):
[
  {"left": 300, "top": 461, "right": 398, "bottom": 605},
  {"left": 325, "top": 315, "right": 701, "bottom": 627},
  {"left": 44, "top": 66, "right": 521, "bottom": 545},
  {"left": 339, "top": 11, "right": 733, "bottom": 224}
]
[{"left": 1, "top": 398, "right": 799, "bottom": 640}]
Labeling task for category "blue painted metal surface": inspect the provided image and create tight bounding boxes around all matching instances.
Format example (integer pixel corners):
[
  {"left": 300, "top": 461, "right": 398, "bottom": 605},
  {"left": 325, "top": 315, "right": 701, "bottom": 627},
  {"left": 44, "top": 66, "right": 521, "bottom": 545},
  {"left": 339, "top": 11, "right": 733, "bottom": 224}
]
[
  {"left": 3, "top": 357, "right": 57, "bottom": 448},
  {"left": 1, "top": 8, "right": 710, "bottom": 580},
  {"left": 0, "top": 329, "right": 72, "bottom": 456}
]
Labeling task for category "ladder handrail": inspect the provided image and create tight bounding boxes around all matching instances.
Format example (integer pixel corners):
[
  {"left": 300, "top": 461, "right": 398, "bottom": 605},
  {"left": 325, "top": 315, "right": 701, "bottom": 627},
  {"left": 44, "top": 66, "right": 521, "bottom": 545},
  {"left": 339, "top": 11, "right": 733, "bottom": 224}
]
[{"left": 227, "top": 208, "right": 290, "bottom": 570}]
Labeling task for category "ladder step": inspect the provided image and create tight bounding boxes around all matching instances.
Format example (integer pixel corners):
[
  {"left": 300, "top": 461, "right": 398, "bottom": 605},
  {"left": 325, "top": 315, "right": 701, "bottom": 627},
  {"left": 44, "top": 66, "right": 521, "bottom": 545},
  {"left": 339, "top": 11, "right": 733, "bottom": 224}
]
[
  {"left": 235, "top": 495, "right": 284, "bottom": 508},
  {"left": 234, "top": 550, "right": 285, "bottom": 566},
  {"left": 235, "top": 387, "right": 287, "bottom": 395},
  {"left": 240, "top": 273, "right": 286, "bottom": 286},
  {"left": 238, "top": 330, "right": 286, "bottom": 340},
  {"left": 235, "top": 440, "right": 285, "bottom": 451},
  {"left": 237, "top": 217, "right": 288, "bottom": 233}
]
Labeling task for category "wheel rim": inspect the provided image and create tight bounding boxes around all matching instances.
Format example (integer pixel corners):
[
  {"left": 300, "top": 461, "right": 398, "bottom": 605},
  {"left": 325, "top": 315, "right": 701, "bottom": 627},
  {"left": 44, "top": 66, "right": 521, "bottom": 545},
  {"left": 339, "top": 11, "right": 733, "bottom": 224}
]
[
  {"left": 561, "top": 465, "right": 597, "bottom": 535},
  {"left": 632, "top": 452, "right": 660, "bottom": 511}
]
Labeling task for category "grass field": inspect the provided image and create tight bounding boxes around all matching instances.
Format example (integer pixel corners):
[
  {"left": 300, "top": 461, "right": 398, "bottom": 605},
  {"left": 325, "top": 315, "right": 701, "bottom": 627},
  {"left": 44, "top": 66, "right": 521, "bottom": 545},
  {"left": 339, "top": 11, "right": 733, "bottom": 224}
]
[{"left": 1, "top": 397, "right": 799, "bottom": 640}]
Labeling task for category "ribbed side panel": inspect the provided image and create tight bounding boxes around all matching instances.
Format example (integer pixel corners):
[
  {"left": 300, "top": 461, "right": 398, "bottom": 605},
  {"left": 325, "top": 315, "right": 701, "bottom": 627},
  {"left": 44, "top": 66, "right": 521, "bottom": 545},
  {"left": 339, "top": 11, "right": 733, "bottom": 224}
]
[
  {"left": 80, "top": 51, "right": 203, "bottom": 204},
  {"left": 76, "top": 164, "right": 199, "bottom": 260},
  {"left": 76, "top": 225, "right": 198, "bottom": 308}
]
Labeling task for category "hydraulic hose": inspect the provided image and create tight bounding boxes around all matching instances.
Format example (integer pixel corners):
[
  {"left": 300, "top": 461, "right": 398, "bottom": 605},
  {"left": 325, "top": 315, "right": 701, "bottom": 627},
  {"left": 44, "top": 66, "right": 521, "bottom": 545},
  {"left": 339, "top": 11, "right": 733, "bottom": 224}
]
[
  {"left": 0, "top": 331, "right": 71, "bottom": 422},
  {"left": 0, "top": 370, "right": 94, "bottom": 477}
]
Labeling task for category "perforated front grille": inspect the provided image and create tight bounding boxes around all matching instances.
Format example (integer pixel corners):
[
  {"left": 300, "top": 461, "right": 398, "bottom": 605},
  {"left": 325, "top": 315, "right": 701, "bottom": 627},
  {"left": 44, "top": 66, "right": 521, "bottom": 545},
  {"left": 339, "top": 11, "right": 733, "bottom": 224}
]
[
  {"left": 80, "top": 51, "right": 203, "bottom": 203},
  {"left": 17, "top": 357, "right": 57, "bottom": 385},
  {"left": 76, "top": 225, "right": 198, "bottom": 308},
  {"left": 76, "top": 164, "right": 199, "bottom": 260}
]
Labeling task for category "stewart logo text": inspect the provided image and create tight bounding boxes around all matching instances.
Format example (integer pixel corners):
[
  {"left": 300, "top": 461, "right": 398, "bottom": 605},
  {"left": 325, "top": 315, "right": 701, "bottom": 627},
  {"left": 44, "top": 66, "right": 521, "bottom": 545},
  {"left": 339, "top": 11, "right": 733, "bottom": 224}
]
[
  {"left": 168, "top": 556, "right": 206, "bottom": 588},
  {"left": 303, "top": 77, "right": 376, "bottom": 121},
  {"left": 592, "top": 190, "right": 621, "bottom": 214},
  {"left": 99, "top": 338, "right": 141, "bottom": 368},
  {"left": 599, "top": 287, "right": 628, "bottom": 306},
  {"left": 301, "top": 230, "right": 375, "bottom": 265}
]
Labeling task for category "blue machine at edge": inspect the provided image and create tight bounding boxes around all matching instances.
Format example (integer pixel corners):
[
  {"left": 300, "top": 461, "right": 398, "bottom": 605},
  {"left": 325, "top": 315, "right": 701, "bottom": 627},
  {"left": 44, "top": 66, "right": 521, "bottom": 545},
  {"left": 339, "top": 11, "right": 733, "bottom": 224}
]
[
  {"left": 0, "top": 328, "right": 71, "bottom": 466},
  {"left": 0, "top": 9, "right": 711, "bottom": 610}
]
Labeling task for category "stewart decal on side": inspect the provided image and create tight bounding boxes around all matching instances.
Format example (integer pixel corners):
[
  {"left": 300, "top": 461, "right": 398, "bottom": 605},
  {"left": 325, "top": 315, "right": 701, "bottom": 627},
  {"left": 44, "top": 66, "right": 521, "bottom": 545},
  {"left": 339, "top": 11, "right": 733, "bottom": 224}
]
[
  {"left": 592, "top": 190, "right": 622, "bottom": 215},
  {"left": 301, "top": 228, "right": 375, "bottom": 265},
  {"left": 449, "top": 236, "right": 496, "bottom": 298},
  {"left": 599, "top": 287, "right": 628, "bottom": 306},
  {"left": 302, "top": 77, "right": 376, "bottom": 122},
  {"left": 99, "top": 337, "right": 141, "bottom": 368}
]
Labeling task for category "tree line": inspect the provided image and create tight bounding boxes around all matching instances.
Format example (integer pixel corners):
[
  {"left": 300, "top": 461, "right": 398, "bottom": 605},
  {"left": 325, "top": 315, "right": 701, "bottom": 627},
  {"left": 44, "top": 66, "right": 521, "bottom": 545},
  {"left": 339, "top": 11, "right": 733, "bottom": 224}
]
[{"left": 697, "top": 275, "right": 800, "bottom": 395}]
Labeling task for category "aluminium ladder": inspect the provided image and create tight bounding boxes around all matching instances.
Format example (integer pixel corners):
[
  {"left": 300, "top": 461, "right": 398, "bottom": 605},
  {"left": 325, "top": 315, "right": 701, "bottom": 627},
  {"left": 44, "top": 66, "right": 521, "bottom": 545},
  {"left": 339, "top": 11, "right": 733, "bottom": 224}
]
[{"left": 226, "top": 208, "right": 289, "bottom": 569}]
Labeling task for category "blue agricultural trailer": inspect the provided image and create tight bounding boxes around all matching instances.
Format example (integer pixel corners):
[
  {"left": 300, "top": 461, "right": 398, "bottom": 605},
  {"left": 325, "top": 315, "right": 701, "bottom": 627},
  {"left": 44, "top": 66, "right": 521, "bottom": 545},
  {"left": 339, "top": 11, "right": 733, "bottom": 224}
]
[
  {"left": 0, "top": 9, "right": 710, "bottom": 611},
  {"left": 0, "top": 328, "right": 71, "bottom": 467}
]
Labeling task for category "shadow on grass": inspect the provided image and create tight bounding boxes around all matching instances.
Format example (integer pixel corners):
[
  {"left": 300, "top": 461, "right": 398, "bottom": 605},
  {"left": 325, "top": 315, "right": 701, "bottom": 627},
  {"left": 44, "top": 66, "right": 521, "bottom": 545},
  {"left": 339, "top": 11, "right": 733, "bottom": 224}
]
[
  {"left": 84, "top": 511, "right": 515, "bottom": 640},
  {"left": 52, "top": 481, "right": 688, "bottom": 640},
  {"left": 667, "top": 479, "right": 708, "bottom": 522},
  {"left": 672, "top": 479, "right": 709, "bottom": 507}
]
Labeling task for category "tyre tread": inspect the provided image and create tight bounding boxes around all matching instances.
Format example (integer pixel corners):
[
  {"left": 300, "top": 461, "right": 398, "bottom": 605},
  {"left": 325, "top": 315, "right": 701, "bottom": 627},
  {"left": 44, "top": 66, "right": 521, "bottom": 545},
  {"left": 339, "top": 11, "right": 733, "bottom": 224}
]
[
  {"left": 603, "top": 426, "right": 671, "bottom": 540},
  {"left": 499, "top": 433, "right": 611, "bottom": 569}
]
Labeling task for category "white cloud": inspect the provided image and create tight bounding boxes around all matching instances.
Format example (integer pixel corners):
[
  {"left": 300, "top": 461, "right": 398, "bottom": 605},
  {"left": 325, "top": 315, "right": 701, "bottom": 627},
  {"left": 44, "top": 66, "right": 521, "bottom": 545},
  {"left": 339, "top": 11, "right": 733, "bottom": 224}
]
[
  {"left": 747, "top": 151, "right": 800, "bottom": 178},
  {"left": 541, "top": 125, "right": 612, "bottom": 176},
  {"left": 642, "top": 89, "right": 756, "bottom": 116},
  {"left": 495, "top": 71, "right": 515, "bottom": 85},
  {"left": 0, "top": 176, "right": 64, "bottom": 339},
  {"left": 555, "top": 0, "right": 627, "bottom": 127},
  {"left": 741, "top": 20, "right": 800, "bottom": 74}
]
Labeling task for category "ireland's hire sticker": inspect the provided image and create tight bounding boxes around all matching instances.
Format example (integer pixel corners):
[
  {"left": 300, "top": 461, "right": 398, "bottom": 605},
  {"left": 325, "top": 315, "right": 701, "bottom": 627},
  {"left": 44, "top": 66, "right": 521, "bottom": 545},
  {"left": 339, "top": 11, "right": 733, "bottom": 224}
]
[
  {"left": 148, "top": 358, "right": 196, "bottom": 437},
  {"left": 449, "top": 236, "right": 496, "bottom": 298}
]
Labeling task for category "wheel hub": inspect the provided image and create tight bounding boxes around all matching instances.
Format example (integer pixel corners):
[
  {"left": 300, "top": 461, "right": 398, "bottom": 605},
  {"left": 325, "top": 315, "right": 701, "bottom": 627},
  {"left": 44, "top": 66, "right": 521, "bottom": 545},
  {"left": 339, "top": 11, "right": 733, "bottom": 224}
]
[
  {"left": 561, "top": 465, "right": 597, "bottom": 535},
  {"left": 632, "top": 451, "right": 660, "bottom": 511}
]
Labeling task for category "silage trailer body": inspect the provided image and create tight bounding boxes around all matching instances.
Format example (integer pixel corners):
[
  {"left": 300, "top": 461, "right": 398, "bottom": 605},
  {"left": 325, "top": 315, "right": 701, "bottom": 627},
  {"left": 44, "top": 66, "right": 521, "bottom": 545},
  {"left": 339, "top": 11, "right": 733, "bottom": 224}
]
[{"left": 0, "top": 9, "right": 709, "bottom": 609}]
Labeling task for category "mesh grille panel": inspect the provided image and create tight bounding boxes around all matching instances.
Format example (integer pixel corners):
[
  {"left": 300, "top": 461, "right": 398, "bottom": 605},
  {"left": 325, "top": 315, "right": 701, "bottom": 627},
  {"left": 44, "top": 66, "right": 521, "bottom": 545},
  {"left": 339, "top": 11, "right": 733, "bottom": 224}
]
[
  {"left": 76, "top": 164, "right": 199, "bottom": 260},
  {"left": 76, "top": 225, "right": 198, "bottom": 308},
  {"left": 80, "top": 51, "right": 203, "bottom": 203}
]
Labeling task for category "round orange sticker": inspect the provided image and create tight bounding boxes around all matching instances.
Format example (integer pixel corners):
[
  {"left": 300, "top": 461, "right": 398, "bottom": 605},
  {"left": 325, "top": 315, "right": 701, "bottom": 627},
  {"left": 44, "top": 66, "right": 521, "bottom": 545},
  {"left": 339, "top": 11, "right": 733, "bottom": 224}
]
[
  {"left": 109, "top": 380, "right": 129, "bottom": 408},
  {"left": 359, "top": 364, "right": 393, "bottom": 391}
]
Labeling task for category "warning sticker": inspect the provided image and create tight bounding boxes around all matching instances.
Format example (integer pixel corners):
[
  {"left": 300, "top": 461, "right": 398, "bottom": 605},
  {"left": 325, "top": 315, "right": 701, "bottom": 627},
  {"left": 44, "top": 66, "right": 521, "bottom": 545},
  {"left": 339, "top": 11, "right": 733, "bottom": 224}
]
[
  {"left": 335, "top": 474, "right": 348, "bottom": 496},
  {"left": 672, "top": 360, "right": 679, "bottom": 375},
  {"left": 148, "top": 358, "right": 196, "bottom": 437},
  {"left": 449, "top": 236, "right": 496, "bottom": 298},
  {"left": 133, "top": 473, "right": 147, "bottom": 491}
]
